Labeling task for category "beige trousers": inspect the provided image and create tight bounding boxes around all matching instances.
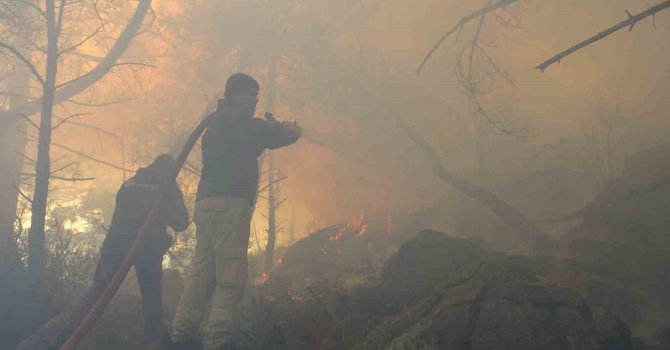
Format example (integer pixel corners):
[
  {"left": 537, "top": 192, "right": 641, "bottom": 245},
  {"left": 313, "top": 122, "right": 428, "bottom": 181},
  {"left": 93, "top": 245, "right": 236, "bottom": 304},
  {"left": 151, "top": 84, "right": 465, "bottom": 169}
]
[{"left": 171, "top": 196, "right": 251, "bottom": 349}]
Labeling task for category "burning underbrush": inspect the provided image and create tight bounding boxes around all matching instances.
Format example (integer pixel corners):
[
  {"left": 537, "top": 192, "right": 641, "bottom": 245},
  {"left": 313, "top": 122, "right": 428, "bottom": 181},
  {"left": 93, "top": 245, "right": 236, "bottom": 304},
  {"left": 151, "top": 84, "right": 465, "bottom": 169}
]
[
  {"left": 62, "top": 197, "right": 668, "bottom": 349},
  {"left": 261, "top": 212, "right": 416, "bottom": 294},
  {"left": 233, "top": 145, "right": 670, "bottom": 349},
  {"left": 12, "top": 144, "right": 670, "bottom": 349},
  {"left": 240, "top": 230, "right": 638, "bottom": 349}
]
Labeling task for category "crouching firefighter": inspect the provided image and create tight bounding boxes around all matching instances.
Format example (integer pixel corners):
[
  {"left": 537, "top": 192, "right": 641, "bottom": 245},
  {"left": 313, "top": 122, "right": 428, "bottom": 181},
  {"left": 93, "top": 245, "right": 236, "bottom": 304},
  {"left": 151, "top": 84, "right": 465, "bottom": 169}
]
[
  {"left": 168, "top": 73, "right": 301, "bottom": 350},
  {"left": 62, "top": 154, "right": 189, "bottom": 346}
]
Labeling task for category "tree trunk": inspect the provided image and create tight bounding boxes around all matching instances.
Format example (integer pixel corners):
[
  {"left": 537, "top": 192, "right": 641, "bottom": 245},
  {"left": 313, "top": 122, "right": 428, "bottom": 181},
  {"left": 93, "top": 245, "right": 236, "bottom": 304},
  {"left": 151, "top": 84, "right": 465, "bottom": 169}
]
[
  {"left": 265, "top": 151, "right": 277, "bottom": 271},
  {"left": 403, "top": 124, "right": 555, "bottom": 254},
  {"left": 27, "top": 1, "right": 59, "bottom": 281},
  {"left": 264, "top": 60, "right": 278, "bottom": 271}
]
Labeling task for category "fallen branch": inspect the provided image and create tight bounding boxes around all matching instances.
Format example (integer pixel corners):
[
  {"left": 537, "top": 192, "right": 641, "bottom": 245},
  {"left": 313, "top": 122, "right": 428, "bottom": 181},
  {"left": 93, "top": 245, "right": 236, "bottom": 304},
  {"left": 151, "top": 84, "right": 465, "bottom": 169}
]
[{"left": 537, "top": 0, "right": 670, "bottom": 72}]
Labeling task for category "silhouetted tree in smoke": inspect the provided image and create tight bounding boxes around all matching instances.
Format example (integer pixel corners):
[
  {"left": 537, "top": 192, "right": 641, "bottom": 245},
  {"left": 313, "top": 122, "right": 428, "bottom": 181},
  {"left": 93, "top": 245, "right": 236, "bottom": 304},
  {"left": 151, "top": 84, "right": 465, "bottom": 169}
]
[{"left": 0, "top": 0, "right": 153, "bottom": 282}]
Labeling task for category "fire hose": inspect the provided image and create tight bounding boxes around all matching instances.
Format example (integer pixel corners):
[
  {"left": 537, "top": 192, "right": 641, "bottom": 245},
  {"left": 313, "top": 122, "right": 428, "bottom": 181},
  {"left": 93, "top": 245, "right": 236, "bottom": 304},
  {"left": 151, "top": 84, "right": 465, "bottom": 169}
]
[{"left": 59, "top": 116, "right": 211, "bottom": 350}]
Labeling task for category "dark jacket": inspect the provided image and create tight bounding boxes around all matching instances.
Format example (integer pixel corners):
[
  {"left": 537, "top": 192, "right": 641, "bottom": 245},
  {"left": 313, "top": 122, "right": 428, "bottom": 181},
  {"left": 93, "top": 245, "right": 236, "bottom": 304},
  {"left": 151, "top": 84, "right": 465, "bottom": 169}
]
[
  {"left": 196, "top": 101, "right": 300, "bottom": 203},
  {"left": 107, "top": 166, "right": 189, "bottom": 243}
]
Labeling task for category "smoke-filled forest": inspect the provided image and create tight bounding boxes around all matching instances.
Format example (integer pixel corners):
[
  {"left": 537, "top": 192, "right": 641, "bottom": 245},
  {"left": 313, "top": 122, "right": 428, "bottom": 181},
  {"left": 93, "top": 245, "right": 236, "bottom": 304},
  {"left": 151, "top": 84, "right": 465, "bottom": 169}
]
[{"left": 1, "top": 0, "right": 670, "bottom": 349}]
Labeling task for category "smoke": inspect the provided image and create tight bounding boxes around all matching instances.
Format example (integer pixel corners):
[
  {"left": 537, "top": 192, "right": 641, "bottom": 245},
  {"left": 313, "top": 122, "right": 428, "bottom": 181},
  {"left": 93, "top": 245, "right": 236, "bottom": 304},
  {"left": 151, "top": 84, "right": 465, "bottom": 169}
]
[{"left": 35, "top": 0, "right": 670, "bottom": 242}]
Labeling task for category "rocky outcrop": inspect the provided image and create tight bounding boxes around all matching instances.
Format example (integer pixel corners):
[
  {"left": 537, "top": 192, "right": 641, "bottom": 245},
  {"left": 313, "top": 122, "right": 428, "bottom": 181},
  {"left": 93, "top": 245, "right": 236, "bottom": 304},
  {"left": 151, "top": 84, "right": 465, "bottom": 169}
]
[{"left": 356, "top": 230, "right": 632, "bottom": 350}]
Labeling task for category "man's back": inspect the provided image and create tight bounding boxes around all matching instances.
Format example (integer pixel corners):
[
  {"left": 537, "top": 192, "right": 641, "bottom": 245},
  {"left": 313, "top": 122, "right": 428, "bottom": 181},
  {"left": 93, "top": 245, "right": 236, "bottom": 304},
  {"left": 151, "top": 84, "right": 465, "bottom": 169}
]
[
  {"left": 108, "top": 166, "right": 189, "bottom": 239},
  {"left": 197, "top": 104, "right": 300, "bottom": 204}
]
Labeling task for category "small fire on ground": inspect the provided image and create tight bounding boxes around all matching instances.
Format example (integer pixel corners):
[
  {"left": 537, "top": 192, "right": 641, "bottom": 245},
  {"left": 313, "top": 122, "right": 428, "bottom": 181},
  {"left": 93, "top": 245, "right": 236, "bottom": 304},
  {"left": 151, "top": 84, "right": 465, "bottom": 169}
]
[
  {"left": 328, "top": 213, "right": 393, "bottom": 241},
  {"left": 330, "top": 214, "right": 366, "bottom": 241},
  {"left": 254, "top": 272, "right": 269, "bottom": 286}
]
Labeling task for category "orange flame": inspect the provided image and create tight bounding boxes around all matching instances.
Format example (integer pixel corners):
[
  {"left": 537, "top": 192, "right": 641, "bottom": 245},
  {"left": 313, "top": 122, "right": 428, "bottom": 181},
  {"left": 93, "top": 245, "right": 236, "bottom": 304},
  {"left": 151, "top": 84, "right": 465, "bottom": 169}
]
[
  {"left": 254, "top": 272, "right": 269, "bottom": 286},
  {"left": 357, "top": 223, "right": 369, "bottom": 236},
  {"left": 329, "top": 214, "right": 366, "bottom": 241},
  {"left": 329, "top": 222, "right": 351, "bottom": 241}
]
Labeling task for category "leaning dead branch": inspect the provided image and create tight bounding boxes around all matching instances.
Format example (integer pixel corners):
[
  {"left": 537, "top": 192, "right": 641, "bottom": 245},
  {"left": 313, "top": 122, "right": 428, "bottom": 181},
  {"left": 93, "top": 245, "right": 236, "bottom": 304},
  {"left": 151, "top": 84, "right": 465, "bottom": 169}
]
[
  {"left": 401, "top": 122, "right": 554, "bottom": 254},
  {"left": 537, "top": 0, "right": 670, "bottom": 72},
  {"left": 417, "top": 0, "right": 520, "bottom": 75}
]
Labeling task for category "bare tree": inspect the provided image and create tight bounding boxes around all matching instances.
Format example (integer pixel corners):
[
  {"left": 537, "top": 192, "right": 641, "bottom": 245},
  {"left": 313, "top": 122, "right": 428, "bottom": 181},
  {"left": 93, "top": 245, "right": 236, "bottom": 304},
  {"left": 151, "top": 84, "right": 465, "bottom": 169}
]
[
  {"left": 264, "top": 150, "right": 278, "bottom": 271},
  {"left": 261, "top": 61, "right": 289, "bottom": 271},
  {"left": 578, "top": 93, "right": 636, "bottom": 191},
  {"left": 0, "top": 0, "right": 152, "bottom": 281}
]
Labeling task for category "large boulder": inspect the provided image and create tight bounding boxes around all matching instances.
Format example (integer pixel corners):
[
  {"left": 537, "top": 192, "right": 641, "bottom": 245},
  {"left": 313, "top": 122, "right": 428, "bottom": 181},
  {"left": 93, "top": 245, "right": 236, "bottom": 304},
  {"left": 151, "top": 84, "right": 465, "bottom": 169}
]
[{"left": 353, "top": 231, "right": 634, "bottom": 350}]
